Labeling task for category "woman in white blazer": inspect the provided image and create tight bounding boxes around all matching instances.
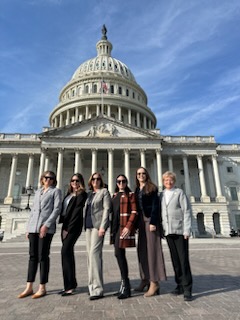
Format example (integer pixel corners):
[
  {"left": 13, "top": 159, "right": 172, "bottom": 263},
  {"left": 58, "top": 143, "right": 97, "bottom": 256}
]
[
  {"left": 18, "top": 171, "right": 62, "bottom": 299},
  {"left": 84, "top": 172, "right": 111, "bottom": 300},
  {"left": 160, "top": 171, "right": 193, "bottom": 301}
]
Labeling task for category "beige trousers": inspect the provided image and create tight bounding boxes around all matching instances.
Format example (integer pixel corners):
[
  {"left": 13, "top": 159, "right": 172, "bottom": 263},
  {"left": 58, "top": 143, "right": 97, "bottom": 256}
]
[{"left": 85, "top": 228, "right": 104, "bottom": 296}]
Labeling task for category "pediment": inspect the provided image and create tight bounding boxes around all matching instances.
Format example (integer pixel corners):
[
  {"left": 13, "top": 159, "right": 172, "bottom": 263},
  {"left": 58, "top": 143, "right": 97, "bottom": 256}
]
[{"left": 40, "top": 116, "right": 159, "bottom": 139}]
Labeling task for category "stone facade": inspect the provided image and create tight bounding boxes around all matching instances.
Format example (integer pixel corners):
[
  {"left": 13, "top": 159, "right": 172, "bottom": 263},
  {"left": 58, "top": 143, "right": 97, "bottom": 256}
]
[{"left": 0, "top": 28, "right": 240, "bottom": 240}]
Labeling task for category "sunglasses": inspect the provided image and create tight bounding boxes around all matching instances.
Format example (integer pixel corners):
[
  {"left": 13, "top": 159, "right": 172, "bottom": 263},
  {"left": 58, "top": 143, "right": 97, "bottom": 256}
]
[
  {"left": 117, "top": 179, "right": 127, "bottom": 184},
  {"left": 71, "top": 179, "right": 79, "bottom": 183},
  {"left": 92, "top": 177, "right": 101, "bottom": 181},
  {"left": 44, "top": 176, "right": 54, "bottom": 181},
  {"left": 137, "top": 172, "right": 146, "bottom": 176}
]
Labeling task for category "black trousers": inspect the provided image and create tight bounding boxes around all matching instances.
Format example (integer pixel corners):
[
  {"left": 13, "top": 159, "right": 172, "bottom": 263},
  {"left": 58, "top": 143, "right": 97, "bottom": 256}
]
[
  {"left": 166, "top": 234, "right": 192, "bottom": 294},
  {"left": 114, "top": 228, "right": 129, "bottom": 280},
  {"left": 61, "top": 231, "right": 80, "bottom": 291},
  {"left": 27, "top": 233, "right": 53, "bottom": 284}
]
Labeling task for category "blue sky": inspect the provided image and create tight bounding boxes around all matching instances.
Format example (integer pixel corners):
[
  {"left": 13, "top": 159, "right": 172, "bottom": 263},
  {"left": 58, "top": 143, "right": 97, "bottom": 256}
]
[{"left": 1, "top": 0, "right": 240, "bottom": 144}]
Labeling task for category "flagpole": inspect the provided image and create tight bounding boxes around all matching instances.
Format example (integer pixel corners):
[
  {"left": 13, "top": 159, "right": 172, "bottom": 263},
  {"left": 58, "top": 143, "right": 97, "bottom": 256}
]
[{"left": 101, "top": 77, "right": 103, "bottom": 115}]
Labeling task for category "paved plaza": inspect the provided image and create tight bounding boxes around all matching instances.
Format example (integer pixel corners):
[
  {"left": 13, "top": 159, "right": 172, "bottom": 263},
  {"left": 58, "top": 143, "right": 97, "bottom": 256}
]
[{"left": 0, "top": 237, "right": 240, "bottom": 320}]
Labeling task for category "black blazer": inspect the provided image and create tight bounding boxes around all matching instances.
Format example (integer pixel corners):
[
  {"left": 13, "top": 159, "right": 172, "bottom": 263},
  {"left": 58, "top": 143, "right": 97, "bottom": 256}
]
[
  {"left": 135, "top": 187, "right": 159, "bottom": 226},
  {"left": 59, "top": 191, "right": 87, "bottom": 235}
]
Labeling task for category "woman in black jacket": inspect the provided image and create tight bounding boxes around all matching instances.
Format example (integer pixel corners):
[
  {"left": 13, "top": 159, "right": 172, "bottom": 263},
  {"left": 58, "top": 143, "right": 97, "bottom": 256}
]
[
  {"left": 135, "top": 167, "right": 166, "bottom": 297},
  {"left": 59, "top": 173, "right": 87, "bottom": 296}
]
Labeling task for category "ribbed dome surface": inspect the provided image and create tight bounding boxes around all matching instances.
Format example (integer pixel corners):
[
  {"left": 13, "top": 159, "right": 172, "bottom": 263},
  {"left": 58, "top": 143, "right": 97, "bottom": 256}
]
[{"left": 72, "top": 55, "right": 136, "bottom": 82}]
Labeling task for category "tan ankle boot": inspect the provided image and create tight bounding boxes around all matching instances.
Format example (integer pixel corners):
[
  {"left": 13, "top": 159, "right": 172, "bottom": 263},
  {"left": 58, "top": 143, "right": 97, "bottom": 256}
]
[{"left": 144, "top": 281, "right": 159, "bottom": 297}]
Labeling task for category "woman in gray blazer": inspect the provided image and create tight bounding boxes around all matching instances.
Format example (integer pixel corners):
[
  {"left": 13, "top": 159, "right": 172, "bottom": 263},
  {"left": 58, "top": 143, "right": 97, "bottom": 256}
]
[
  {"left": 160, "top": 171, "right": 193, "bottom": 301},
  {"left": 84, "top": 172, "right": 111, "bottom": 300},
  {"left": 18, "top": 171, "right": 62, "bottom": 299}
]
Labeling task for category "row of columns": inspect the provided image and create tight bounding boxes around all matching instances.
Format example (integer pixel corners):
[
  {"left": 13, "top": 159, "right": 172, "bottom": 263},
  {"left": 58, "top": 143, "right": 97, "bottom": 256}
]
[
  {"left": 3, "top": 151, "right": 224, "bottom": 204},
  {"left": 52, "top": 104, "right": 154, "bottom": 130}
]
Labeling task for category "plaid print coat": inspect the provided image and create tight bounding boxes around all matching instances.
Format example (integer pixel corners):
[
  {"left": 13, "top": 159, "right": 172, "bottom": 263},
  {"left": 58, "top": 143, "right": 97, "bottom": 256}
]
[{"left": 111, "top": 191, "right": 138, "bottom": 248}]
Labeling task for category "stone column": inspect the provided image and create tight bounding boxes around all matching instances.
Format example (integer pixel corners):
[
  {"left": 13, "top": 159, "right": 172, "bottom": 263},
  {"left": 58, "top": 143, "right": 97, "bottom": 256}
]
[
  {"left": 143, "top": 116, "right": 147, "bottom": 129},
  {"left": 4, "top": 154, "right": 18, "bottom": 204},
  {"left": 56, "top": 149, "right": 64, "bottom": 190},
  {"left": 118, "top": 106, "right": 122, "bottom": 121},
  {"left": 38, "top": 150, "right": 46, "bottom": 187},
  {"left": 128, "top": 109, "right": 132, "bottom": 125},
  {"left": 107, "top": 105, "right": 111, "bottom": 117},
  {"left": 124, "top": 149, "right": 130, "bottom": 186},
  {"left": 59, "top": 113, "right": 63, "bottom": 127},
  {"left": 168, "top": 156, "right": 173, "bottom": 172},
  {"left": 137, "top": 112, "right": 140, "bottom": 127},
  {"left": 75, "top": 107, "right": 79, "bottom": 122},
  {"left": 140, "top": 149, "right": 146, "bottom": 168},
  {"left": 108, "top": 149, "right": 114, "bottom": 194},
  {"left": 148, "top": 119, "right": 151, "bottom": 129},
  {"left": 74, "top": 149, "right": 83, "bottom": 174},
  {"left": 44, "top": 154, "right": 50, "bottom": 172},
  {"left": 197, "top": 155, "right": 210, "bottom": 202},
  {"left": 182, "top": 156, "right": 193, "bottom": 200},
  {"left": 26, "top": 154, "right": 34, "bottom": 188},
  {"left": 212, "top": 155, "right": 225, "bottom": 201},
  {"left": 156, "top": 149, "right": 163, "bottom": 191},
  {"left": 96, "top": 105, "right": 100, "bottom": 116},
  {"left": 86, "top": 106, "right": 89, "bottom": 119},
  {"left": 91, "top": 149, "right": 97, "bottom": 174},
  {"left": 66, "top": 110, "right": 70, "bottom": 125}
]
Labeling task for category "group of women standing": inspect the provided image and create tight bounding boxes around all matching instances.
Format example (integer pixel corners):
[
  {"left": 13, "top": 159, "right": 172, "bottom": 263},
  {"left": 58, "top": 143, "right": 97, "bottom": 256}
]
[{"left": 18, "top": 167, "right": 192, "bottom": 302}]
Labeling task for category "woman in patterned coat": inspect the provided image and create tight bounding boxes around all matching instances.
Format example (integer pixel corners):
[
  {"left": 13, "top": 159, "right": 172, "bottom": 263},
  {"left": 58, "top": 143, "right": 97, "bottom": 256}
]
[{"left": 110, "top": 174, "right": 138, "bottom": 299}]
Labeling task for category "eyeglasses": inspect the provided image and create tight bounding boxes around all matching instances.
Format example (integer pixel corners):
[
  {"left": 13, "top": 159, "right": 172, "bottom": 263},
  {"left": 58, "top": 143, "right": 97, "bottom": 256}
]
[
  {"left": 44, "top": 176, "right": 54, "bottom": 181},
  {"left": 92, "top": 177, "right": 101, "bottom": 181},
  {"left": 71, "top": 179, "right": 79, "bottom": 183},
  {"left": 137, "top": 172, "right": 146, "bottom": 176},
  {"left": 117, "top": 179, "right": 127, "bottom": 184}
]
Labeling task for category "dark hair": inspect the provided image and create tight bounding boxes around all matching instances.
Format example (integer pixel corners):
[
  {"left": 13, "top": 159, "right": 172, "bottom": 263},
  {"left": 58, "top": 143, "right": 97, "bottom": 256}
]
[
  {"left": 40, "top": 171, "right": 57, "bottom": 187},
  {"left": 67, "top": 173, "right": 85, "bottom": 195},
  {"left": 135, "top": 166, "right": 157, "bottom": 194},
  {"left": 114, "top": 174, "right": 132, "bottom": 194},
  {"left": 88, "top": 172, "right": 104, "bottom": 190}
]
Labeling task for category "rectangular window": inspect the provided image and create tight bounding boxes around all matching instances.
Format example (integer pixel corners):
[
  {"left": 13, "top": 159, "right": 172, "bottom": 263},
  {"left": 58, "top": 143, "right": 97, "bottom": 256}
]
[
  {"left": 227, "top": 167, "right": 233, "bottom": 173},
  {"left": 230, "top": 187, "right": 238, "bottom": 201}
]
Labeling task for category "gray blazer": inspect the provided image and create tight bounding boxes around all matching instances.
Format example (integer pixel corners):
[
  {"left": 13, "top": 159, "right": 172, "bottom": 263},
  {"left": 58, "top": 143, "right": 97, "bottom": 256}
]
[
  {"left": 84, "top": 188, "right": 111, "bottom": 231},
  {"left": 160, "top": 188, "right": 192, "bottom": 237},
  {"left": 27, "top": 186, "right": 62, "bottom": 234}
]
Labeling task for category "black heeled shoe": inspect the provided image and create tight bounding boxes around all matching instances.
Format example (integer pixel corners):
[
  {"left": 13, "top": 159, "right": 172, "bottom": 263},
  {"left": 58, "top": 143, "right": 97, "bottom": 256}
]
[{"left": 134, "top": 280, "right": 150, "bottom": 292}]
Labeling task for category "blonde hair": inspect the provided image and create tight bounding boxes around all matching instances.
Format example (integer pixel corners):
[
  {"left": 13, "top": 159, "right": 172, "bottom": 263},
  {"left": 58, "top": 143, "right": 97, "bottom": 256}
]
[{"left": 162, "top": 171, "right": 176, "bottom": 183}]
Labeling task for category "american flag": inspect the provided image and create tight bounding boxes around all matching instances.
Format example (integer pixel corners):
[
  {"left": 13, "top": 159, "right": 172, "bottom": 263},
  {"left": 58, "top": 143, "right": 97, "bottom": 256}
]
[{"left": 101, "top": 80, "right": 108, "bottom": 93}]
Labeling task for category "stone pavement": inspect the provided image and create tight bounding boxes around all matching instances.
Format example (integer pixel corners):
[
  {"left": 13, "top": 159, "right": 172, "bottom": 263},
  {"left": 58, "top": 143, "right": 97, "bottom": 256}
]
[{"left": 0, "top": 237, "right": 240, "bottom": 320}]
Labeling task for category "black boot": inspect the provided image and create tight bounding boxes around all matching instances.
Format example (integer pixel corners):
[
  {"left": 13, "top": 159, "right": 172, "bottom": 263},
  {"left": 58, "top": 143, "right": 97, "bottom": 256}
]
[
  {"left": 113, "top": 280, "right": 123, "bottom": 296},
  {"left": 118, "top": 278, "right": 131, "bottom": 299}
]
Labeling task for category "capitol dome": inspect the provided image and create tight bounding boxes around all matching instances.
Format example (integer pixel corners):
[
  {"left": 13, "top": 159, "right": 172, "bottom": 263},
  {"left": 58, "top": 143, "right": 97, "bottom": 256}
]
[{"left": 49, "top": 25, "right": 156, "bottom": 131}]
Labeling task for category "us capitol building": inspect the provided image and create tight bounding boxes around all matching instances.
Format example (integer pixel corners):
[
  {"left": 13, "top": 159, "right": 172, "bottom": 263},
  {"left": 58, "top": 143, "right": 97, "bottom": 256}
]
[{"left": 0, "top": 26, "right": 240, "bottom": 241}]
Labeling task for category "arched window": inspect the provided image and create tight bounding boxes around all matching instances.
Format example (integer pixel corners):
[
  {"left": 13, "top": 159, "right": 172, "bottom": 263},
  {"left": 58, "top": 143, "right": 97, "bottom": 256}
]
[
  {"left": 85, "top": 85, "right": 89, "bottom": 94},
  {"left": 93, "top": 84, "right": 98, "bottom": 93}
]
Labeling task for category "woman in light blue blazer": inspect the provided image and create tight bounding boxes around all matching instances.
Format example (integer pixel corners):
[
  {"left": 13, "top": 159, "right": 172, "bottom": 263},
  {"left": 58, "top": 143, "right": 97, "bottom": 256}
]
[
  {"left": 160, "top": 171, "right": 193, "bottom": 301},
  {"left": 84, "top": 172, "right": 111, "bottom": 300},
  {"left": 18, "top": 171, "right": 62, "bottom": 299}
]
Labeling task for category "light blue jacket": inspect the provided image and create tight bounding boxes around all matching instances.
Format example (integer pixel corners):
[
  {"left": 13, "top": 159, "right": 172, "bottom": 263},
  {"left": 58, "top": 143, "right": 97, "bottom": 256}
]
[
  {"left": 27, "top": 186, "right": 62, "bottom": 234},
  {"left": 160, "top": 188, "right": 192, "bottom": 237}
]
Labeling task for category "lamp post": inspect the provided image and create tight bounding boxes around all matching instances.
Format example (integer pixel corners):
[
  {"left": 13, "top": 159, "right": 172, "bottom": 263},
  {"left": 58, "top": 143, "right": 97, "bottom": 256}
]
[{"left": 25, "top": 186, "right": 33, "bottom": 211}]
